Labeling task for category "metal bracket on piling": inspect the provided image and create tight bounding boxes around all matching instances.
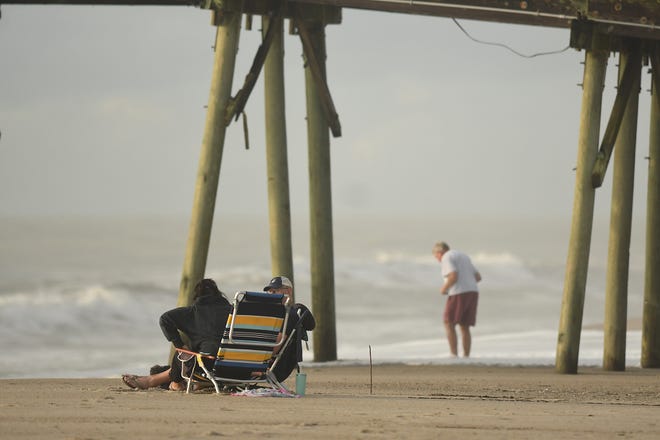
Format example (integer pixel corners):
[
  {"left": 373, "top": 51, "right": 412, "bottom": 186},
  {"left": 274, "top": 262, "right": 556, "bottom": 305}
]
[
  {"left": 206, "top": 0, "right": 243, "bottom": 26},
  {"left": 570, "top": 18, "right": 626, "bottom": 52}
]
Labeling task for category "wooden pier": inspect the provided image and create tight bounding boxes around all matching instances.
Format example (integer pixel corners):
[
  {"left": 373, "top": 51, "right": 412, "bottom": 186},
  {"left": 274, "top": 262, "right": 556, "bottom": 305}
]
[{"left": 2, "top": 0, "right": 659, "bottom": 371}]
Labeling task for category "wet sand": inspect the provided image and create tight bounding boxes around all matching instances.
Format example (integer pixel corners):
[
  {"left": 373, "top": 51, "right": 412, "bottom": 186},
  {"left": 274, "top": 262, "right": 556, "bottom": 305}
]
[{"left": 1, "top": 364, "right": 659, "bottom": 439}]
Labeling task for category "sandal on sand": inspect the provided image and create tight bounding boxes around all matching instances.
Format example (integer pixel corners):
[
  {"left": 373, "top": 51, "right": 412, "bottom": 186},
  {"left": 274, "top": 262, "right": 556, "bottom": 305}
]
[{"left": 122, "top": 374, "right": 146, "bottom": 390}]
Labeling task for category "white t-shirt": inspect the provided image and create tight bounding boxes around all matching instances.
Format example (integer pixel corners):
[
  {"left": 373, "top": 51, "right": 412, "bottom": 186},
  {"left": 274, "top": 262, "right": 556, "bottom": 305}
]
[{"left": 441, "top": 249, "right": 479, "bottom": 296}]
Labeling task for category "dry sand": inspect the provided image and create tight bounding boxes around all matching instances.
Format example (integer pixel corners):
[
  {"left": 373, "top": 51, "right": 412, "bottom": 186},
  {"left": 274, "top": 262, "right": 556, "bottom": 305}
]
[{"left": 1, "top": 364, "right": 659, "bottom": 439}]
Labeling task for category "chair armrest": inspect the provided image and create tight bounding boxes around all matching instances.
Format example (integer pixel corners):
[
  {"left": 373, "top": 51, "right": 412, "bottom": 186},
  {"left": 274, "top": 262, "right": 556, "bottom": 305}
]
[{"left": 175, "top": 348, "right": 216, "bottom": 360}]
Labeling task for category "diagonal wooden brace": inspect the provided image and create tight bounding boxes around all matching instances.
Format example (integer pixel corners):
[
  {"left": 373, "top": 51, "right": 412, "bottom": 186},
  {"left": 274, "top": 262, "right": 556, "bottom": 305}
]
[
  {"left": 296, "top": 17, "right": 342, "bottom": 138},
  {"left": 224, "top": 4, "right": 283, "bottom": 126},
  {"left": 591, "top": 46, "right": 642, "bottom": 188}
]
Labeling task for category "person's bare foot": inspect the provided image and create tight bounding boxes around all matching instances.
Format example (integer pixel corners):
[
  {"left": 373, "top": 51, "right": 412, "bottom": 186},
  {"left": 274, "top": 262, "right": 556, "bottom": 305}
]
[
  {"left": 122, "top": 374, "right": 148, "bottom": 390},
  {"left": 169, "top": 381, "right": 185, "bottom": 391}
]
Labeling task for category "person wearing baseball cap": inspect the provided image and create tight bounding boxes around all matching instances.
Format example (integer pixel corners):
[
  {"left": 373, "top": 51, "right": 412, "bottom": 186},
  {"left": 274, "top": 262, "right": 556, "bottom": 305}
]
[
  {"left": 262, "top": 275, "right": 315, "bottom": 382},
  {"left": 263, "top": 276, "right": 293, "bottom": 293}
]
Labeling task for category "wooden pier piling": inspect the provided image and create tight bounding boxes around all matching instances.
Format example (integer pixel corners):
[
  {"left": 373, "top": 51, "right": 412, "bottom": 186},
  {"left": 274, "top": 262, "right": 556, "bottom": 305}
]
[
  {"left": 556, "top": 43, "right": 608, "bottom": 374},
  {"left": 176, "top": 11, "right": 241, "bottom": 307},
  {"left": 263, "top": 16, "right": 295, "bottom": 297},
  {"left": 303, "top": 19, "right": 338, "bottom": 362},
  {"left": 642, "top": 48, "right": 660, "bottom": 368},
  {"left": 603, "top": 45, "right": 642, "bottom": 371}
]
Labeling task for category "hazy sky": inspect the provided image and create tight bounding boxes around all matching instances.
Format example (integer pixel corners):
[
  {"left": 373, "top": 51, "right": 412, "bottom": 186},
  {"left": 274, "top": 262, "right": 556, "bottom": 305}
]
[{"left": 0, "top": 5, "right": 655, "bottom": 222}]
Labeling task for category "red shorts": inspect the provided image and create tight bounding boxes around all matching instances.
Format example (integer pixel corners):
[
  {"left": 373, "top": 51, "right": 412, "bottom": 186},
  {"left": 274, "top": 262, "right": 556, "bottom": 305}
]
[{"left": 443, "top": 291, "right": 479, "bottom": 326}]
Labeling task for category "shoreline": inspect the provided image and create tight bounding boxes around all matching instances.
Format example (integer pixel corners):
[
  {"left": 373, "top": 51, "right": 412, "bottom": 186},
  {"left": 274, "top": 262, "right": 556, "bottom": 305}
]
[{"left": 2, "top": 364, "right": 658, "bottom": 439}]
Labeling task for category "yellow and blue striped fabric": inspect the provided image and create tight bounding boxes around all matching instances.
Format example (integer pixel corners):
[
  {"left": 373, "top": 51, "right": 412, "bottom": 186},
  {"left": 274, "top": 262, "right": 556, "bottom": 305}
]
[{"left": 214, "top": 291, "right": 287, "bottom": 376}]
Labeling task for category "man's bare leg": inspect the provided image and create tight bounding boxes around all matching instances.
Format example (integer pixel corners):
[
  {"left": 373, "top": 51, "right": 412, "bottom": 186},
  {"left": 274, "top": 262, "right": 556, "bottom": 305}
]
[
  {"left": 459, "top": 324, "right": 471, "bottom": 357},
  {"left": 124, "top": 369, "right": 172, "bottom": 389},
  {"left": 444, "top": 322, "right": 458, "bottom": 356}
]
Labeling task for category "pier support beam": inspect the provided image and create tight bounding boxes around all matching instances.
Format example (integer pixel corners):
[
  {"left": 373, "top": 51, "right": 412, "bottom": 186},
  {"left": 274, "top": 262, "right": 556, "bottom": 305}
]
[
  {"left": 556, "top": 45, "right": 608, "bottom": 374},
  {"left": 263, "top": 16, "right": 295, "bottom": 295},
  {"left": 642, "top": 48, "right": 660, "bottom": 368},
  {"left": 176, "top": 12, "right": 241, "bottom": 306},
  {"left": 303, "top": 20, "right": 337, "bottom": 361},
  {"left": 603, "top": 45, "right": 642, "bottom": 371}
]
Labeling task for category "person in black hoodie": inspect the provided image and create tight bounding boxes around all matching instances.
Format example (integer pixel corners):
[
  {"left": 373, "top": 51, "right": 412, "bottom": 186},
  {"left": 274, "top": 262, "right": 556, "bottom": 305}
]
[
  {"left": 262, "top": 276, "right": 316, "bottom": 382},
  {"left": 121, "top": 278, "right": 231, "bottom": 390}
]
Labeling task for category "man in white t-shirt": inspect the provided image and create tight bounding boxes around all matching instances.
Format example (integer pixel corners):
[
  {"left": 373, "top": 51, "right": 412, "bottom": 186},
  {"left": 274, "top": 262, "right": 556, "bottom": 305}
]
[{"left": 433, "top": 241, "right": 482, "bottom": 357}]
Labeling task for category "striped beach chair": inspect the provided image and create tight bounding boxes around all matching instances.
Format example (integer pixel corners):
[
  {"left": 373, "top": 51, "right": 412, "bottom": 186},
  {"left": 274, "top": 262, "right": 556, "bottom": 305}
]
[{"left": 177, "top": 290, "right": 291, "bottom": 394}]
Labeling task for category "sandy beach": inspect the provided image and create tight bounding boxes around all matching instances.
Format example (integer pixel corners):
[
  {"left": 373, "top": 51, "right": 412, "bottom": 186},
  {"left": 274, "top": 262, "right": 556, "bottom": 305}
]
[{"left": 1, "top": 364, "right": 658, "bottom": 439}]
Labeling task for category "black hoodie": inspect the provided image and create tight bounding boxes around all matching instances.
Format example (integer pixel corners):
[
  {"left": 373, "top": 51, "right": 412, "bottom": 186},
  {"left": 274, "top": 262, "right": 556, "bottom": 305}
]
[
  {"left": 159, "top": 294, "right": 232, "bottom": 355},
  {"left": 271, "top": 303, "right": 316, "bottom": 382}
]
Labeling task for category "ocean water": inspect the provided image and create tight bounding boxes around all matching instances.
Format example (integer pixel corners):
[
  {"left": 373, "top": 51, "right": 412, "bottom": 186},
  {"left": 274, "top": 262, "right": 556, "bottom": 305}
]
[{"left": 0, "top": 215, "right": 647, "bottom": 378}]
